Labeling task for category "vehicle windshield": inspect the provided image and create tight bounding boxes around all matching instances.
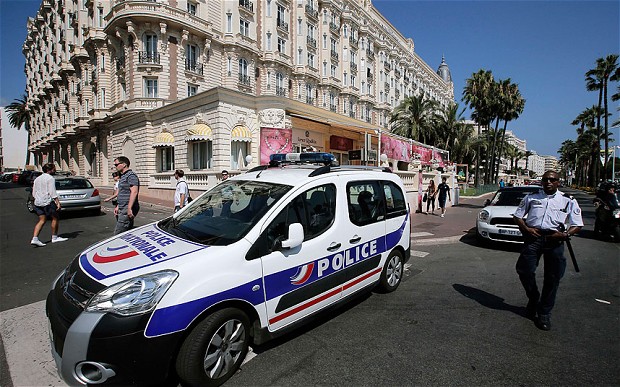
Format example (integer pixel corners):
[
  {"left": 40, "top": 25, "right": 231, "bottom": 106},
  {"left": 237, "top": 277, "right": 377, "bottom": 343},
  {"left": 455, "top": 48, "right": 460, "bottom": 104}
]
[
  {"left": 159, "top": 180, "right": 292, "bottom": 245},
  {"left": 490, "top": 189, "right": 540, "bottom": 206},
  {"left": 55, "top": 178, "right": 93, "bottom": 190}
]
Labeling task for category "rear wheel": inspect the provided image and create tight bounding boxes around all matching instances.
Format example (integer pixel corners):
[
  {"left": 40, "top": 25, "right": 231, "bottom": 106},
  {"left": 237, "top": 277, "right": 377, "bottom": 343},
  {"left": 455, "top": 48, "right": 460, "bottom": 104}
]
[
  {"left": 378, "top": 250, "right": 404, "bottom": 292},
  {"left": 176, "top": 308, "right": 250, "bottom": 387},
  {"left": 612, "top": 224, "right": 620, "bottom": 243}
]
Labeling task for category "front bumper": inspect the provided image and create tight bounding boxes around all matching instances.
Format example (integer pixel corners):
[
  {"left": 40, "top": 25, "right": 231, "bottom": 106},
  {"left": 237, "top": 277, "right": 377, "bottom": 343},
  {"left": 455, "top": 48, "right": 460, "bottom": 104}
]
[
  {"left": 476, "top": 221, "right": 523, "bottom": 243},
  {"left": 46, "top": 266, "right": 182, "bottom": 385}
]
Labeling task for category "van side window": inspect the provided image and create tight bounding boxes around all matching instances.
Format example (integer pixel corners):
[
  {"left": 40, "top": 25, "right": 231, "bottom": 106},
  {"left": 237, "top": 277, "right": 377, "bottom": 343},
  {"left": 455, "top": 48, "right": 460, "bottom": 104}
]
[
  {"left": 347, "top": 181, "right": 384, "bottom": 226},
  {"left": 382, "top": 181, "right": 407, "bottom": 217}
]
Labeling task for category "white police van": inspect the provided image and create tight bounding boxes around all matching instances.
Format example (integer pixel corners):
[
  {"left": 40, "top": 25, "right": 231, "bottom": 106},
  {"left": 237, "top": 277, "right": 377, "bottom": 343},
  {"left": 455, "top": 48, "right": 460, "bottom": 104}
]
[{"left": 46, "top": 153, "right": 411, "bottom": 386}]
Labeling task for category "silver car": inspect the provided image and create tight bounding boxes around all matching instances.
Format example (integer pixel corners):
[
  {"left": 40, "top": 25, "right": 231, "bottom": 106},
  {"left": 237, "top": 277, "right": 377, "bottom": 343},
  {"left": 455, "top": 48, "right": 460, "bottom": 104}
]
[{"left": 27, "top": 176, "right": 101, "bottom": 215}]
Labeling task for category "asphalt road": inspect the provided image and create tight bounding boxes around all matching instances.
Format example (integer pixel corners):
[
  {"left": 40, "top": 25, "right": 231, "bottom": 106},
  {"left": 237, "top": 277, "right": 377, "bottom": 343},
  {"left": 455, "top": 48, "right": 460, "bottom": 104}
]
[{"left": 1, "top": 183, "right": 618, "bottom": 386}]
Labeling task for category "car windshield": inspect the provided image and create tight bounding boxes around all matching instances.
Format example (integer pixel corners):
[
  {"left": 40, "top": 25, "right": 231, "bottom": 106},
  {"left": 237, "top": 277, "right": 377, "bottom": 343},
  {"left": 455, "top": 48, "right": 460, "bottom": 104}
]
[
  {"left": 159, "top": 180, "right": 292, "bottom": 246},
  {"left": 55, "top": 178, "right": 93, "bottom": 190},
  {"left": 490, "top": 189, "right": 540, "bottom": 206}
]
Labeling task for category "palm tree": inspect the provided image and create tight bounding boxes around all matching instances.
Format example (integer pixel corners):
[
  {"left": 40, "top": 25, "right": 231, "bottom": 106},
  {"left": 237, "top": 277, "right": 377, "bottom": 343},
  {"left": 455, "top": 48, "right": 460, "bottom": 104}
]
[
  {"left": 434, "top": 102, "right": 475, "bottom": 164},
  {"left": 463, "top": 69, "right": 494, "bottom": 185},
  {"left": 495, "top": 81, "right": 525, "bottom": 182},
  {"left": 5, "top": 94, "right": 31, "bottom": 165},
  {"left": 389, "top": 94, "right": 438, "bottom": 144},
  {"left": 586, "top": 54, "right": 619, "bottom": 179}
]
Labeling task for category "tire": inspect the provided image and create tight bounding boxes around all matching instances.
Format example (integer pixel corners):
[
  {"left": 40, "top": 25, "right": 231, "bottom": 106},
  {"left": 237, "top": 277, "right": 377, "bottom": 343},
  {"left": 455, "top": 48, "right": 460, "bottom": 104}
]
[
  {"left": 378, "top": 250, "right": 404, "bottom": 292},
  {"left": 176, "top": 308, "right": 250, "bottom": 387},
  {"left": 612, "top": 224, "right": 620, "bottom": 243},
  {"left": 26, "top": 199, "right": 35, "bottom": 213}
]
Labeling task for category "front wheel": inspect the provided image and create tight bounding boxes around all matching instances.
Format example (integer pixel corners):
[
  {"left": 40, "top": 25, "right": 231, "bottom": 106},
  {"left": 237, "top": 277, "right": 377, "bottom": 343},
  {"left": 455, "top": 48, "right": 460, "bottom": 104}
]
[
  {"left": 176, "top": 308, "right": 250, "bottom": 387},
  {"left": 26, "top": 198, "right": 35, "bottom": 213},
  {"left": 378, "top": 250, "right": 404, "bottom": 292}
]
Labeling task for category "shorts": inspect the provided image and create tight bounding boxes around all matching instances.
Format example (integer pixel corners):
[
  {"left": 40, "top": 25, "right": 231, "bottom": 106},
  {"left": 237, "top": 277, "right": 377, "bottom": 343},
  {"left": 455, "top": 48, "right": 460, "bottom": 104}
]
[
  {"left": 34, "top": 202, "right": 59, "bottom": 218},
  {"left": 438, "top": 196, "right": 447, "bottom": 208}
]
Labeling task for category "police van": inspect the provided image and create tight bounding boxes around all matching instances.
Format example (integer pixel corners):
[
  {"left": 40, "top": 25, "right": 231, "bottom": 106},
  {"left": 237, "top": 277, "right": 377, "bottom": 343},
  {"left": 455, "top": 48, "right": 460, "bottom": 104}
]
[{"left": 46, "top": 153, "right": 411, "bottom": 386}]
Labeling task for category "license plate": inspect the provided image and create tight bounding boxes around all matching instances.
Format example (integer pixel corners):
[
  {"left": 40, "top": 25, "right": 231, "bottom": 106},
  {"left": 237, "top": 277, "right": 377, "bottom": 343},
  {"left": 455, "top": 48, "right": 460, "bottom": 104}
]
[
  {"left": 62, "top": 194, "right": 82, "bottom": 199},
  {"left": 498, "top": 229, "right": 521, "bottom": 236}
]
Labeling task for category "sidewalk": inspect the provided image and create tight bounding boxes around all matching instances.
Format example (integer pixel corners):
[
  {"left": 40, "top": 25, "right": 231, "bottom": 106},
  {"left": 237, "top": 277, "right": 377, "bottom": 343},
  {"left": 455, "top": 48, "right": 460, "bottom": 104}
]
[
  {"left": 99, "top": 187, "right": 493, "bottom": 245},
  {"left": 410, "top": 193, "right": 493, "bottom": 245}
]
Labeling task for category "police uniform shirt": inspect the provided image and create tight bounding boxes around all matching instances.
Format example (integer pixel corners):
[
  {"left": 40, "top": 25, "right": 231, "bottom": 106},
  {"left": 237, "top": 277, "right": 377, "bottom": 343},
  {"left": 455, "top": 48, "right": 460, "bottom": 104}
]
[{"left": 513, "top": 190, "right": 584, "bottom": 231}]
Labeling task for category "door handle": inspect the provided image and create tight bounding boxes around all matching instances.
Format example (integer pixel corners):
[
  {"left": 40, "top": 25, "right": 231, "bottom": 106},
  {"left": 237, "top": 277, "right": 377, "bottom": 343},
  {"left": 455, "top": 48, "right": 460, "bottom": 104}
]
[
  {"left": 327, "top": 242, "right": 341, "bottom": 251},
  {"left": 349, "top": 236, "right": 362, "bottom": 244}
]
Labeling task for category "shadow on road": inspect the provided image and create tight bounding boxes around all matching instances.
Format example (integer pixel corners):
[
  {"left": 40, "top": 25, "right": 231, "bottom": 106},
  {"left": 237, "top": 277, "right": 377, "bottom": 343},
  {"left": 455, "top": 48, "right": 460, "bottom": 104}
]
[{"left": 453, "top": 284, "right": 526, "bottom": 318}]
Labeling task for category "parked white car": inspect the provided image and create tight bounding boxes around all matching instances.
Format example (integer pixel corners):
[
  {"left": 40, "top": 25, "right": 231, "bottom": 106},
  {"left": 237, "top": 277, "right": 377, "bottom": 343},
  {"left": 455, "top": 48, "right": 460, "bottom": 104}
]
[
  {"left": 476, "top": 186, "right": 542, "bottom": 244},
  {"left": 46, "top": 153, "right": 411, "bottom": 386}
]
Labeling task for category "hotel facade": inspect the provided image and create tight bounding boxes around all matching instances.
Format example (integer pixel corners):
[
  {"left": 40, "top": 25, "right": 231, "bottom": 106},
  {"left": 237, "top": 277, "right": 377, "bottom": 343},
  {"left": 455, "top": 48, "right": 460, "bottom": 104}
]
[{"left": 23, "top": 0, "right": 454, "bottom": 198}]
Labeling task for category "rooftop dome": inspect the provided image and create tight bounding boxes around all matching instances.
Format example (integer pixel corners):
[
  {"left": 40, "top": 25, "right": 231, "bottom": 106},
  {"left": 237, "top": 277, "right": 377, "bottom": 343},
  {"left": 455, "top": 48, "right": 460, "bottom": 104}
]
[{"left": 437, "top": 55, "right": 452, "bottom": 83}]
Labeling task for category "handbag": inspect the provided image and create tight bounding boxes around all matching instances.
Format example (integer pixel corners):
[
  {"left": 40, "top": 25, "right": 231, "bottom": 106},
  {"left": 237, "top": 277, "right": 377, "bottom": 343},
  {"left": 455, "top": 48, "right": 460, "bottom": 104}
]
[{"left": 423, "top": 193, "right": 427, "bottom": 202}]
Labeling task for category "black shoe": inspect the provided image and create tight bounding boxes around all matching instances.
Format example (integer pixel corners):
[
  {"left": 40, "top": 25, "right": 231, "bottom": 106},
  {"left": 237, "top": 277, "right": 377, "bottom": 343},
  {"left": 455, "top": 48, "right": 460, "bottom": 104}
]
[
  {"left": 525, "top": 300, "right": 538, "bottom": 320},
  {"left": 535, "top": 314, "right": 551, "bottom": 331}
]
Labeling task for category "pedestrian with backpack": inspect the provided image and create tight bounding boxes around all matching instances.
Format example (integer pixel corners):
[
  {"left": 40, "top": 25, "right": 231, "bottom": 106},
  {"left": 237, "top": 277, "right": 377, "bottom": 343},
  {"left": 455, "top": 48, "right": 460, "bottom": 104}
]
[{"left": 174, "top": 169, "right": 190, "bottom": 212}]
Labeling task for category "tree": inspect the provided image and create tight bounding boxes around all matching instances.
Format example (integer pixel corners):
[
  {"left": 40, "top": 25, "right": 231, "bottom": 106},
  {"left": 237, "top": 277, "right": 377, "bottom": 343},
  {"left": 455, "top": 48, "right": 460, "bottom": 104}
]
[
  {"left": 389, "top": 94, "right": 438, "bottom": 144},
  {"left": 495, "top": 80, "right": 525, "bottom": 182},
  {"left": 5, "top": 94, "right": 31, "bottom": 165},
  {"left": 586, "top": 54, "right": 619, "bottom": 180},
  {"left": 434, "top": 102, "right": 476, "bottom": 164},
  {"left": 462, "top": 69, "right": 495, "bottom": 185}
]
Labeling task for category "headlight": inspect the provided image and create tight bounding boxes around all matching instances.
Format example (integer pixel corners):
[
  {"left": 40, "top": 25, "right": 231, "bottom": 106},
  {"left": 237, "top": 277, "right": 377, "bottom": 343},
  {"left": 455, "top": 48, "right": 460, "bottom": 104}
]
[
  {"left": 478, "top": 210, "right": 490, "bottom": 222},
  {"left": 85, "top": 270, "right": 178, "bottom": 316}
]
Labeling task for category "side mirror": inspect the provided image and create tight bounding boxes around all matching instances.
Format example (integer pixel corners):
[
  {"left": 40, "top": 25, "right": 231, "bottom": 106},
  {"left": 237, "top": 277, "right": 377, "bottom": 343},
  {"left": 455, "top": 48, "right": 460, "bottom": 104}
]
[
  {"left": 281, "top": 223, "right": 304, "bottom": 250},
  {"left": 25, "top": 187, "right": 32, "bottom": 193},
  {"left": 483, "top": 199, "right": 491, "bottom": 206}
]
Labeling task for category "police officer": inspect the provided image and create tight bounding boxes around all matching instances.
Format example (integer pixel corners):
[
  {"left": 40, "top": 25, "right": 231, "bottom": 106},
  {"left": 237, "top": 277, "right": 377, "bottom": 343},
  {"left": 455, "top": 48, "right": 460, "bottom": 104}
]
[{"left": 513, "top": 170, "right": 583, "bottom": 331}]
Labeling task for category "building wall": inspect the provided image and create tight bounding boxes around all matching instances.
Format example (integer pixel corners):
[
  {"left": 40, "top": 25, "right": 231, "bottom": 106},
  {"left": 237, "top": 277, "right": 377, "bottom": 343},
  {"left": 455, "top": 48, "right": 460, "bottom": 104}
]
[{"left": 22, "top": 0, "right": 454, "bottom": 194}]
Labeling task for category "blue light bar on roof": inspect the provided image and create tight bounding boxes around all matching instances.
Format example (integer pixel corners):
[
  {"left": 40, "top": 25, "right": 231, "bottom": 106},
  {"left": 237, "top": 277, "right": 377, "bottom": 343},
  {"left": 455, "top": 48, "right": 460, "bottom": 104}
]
[{"left": 269, "top": 152, "right": 338, "bottom": 166}]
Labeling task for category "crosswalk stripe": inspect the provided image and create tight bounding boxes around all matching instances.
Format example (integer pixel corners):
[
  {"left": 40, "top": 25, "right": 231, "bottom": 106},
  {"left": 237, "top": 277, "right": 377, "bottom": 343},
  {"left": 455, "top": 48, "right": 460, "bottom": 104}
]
[
  {"left": 411, "top": 250, "right": 430, "bottom": 257},
  {"left": 411, "top": 232, "right": 434, "bottom": 237}
]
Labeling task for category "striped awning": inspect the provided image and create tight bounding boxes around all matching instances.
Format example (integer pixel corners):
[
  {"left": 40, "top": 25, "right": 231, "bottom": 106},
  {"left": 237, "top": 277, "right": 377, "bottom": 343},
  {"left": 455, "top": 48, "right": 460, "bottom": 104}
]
[
  {"left": 186, "top": 123, "right": 212, "bottom": 141},
  {"left": 231, "top": 124, "right": 252, "bottom": 142},
  {"left": 152, "top": 132, "right": 175, "bottom": 147}
]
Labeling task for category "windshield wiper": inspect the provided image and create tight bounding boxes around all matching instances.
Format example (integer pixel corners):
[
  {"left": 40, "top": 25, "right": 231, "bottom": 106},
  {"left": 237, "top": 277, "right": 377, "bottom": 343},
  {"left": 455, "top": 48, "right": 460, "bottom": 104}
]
[{"left": 170, "top": 225, "right": 203, "bottom": 244}]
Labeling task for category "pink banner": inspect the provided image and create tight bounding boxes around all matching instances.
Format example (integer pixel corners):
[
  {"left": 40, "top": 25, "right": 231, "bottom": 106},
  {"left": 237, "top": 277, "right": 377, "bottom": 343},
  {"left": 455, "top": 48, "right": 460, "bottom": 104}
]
[
  {"left": 380, "top": 135, "right": 411, "bottom": 162},
  {"left": 260, "top": 128, "right": 293, "bottom": 164}
]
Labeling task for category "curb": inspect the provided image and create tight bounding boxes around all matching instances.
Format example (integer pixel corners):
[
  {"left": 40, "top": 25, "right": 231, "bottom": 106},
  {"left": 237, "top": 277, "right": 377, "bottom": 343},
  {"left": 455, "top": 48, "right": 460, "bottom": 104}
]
[{"left": 411, "top": 235, "right": 464, "bottom": 246}]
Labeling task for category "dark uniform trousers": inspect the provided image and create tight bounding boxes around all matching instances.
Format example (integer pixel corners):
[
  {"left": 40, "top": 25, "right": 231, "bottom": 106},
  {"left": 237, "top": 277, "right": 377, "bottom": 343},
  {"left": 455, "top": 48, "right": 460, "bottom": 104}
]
[{"left": 515, "top": 231, "right": 567, "bottom": 316}]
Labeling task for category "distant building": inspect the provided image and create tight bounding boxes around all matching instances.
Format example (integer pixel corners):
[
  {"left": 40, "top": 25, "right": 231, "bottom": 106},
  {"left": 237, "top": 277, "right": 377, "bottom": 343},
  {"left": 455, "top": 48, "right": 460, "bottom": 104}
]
[
  {"left": 527, "top": 151, "right": 545, "bottom": 177},
  {"left": 22, "top": 0, "right": 454, "bottom": 196},
  {"left": 543, "top": 155, "right": 559, "bottom": 172}
]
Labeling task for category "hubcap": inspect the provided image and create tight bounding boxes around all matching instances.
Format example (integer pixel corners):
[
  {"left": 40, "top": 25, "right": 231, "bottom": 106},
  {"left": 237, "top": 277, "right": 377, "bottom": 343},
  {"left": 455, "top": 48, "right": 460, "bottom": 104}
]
[
  {"left": 203, "top": 319, "right": 246, "bottom": 379},
  {"left": 386, "top": 256, "right": 402, "bottom": 286}
]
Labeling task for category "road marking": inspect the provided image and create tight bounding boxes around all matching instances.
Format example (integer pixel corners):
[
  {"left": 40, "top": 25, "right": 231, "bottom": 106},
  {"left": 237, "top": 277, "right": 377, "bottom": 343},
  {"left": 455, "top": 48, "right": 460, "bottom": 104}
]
[
  {"left": 411, "top": 232, "right": 434, "bottom": 237},
  {"left": 411, "top": 250, "right": 430, "bottom": 258}
]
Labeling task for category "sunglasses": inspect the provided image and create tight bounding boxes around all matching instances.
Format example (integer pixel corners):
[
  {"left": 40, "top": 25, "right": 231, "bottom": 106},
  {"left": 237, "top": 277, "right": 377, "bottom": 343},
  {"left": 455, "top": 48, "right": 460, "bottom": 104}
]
[
  {"left": 114, "top": 162, "right": 124, "bottom": 166},
  {"left": 541, "top": 177, "right": 559, "bottom": 183}
]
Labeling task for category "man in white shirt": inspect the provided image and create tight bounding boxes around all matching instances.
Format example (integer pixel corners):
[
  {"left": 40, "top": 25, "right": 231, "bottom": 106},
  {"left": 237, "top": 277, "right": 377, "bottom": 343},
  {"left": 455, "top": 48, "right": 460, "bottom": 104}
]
[
  {"left": 513, "top": 170, "right": 583, "bottom": 331},
  {"left": 174, "top": 169, "right": 189, "bottom": 212},
  {"left": 31, "top": 163, "right": 68, "bottom": 246}
]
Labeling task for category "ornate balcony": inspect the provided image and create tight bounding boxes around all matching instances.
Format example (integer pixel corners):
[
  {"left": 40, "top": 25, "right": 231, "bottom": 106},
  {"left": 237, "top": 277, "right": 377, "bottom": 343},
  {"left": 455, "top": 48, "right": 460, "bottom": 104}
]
[
  {"left": 329, "top": 21, "right": 339, "bottom": 34},
  {"left": 305, "top": 4, "right": 318, "bottom": 20},
  {"left": 306, "top": 96, "right": 315, "bottom": 105},
  {"left": 366, "top": 49, "right": 374, "bottom": 61},
  {"left": 383, "top": 61, "right": 391, "bottom": 71},
  {"left": 139, "top": 51, "right": 160, "bottom": 64},
  {"left": 276, "top": 86, "right": 286, "bottom": 96},
  {"left": 350, "top": 62, "right": 357, "bottom": 72},
  {"left": 330, "top": 50, "right": 339, "bottom": 61},
  {"left": 239, "top": 0, "right": 253, "bottom": 13},
  {"left": 238, "top": 74, "right": 251, "bottom": 86},
  {"left": 306, "top": 36, "right": 317, "bottom": 48},
  {"left": 185, "top": 60, "right": 204, "bottom": 75},
  {"left": 349, "top": 36, "right": 358, "bottom": 48},
  {"left": 277, "top": 19, "right": 289, "bottom": 32},
  {"left": 330, "top": 104, "right": 337, "bottom": 112}
]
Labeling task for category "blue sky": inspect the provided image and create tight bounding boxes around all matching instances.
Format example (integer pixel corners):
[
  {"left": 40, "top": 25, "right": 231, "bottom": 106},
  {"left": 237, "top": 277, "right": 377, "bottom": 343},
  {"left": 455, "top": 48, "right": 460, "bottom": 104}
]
[{"left": 1, "top": 0, "right": 618, "bottom": 157}]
